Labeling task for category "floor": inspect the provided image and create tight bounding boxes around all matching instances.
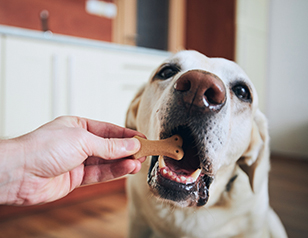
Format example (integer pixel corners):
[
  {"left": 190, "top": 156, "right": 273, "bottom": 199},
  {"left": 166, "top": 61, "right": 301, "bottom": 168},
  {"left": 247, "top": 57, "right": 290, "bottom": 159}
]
[
  {"left": 0, "top": 192, "right": 128, "bottom": 238},
  {"left": 268, "top": 155, "right": 308, "bottom": 238},
  {"left": 0, "top": 155, "right": 307, "bottom": 238}
]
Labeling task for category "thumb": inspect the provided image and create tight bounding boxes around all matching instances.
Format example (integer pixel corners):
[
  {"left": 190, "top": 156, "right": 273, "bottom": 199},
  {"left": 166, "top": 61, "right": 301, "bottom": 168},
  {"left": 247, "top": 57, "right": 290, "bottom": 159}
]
[{"left": 90, "top": 137, "right": 141, "bottom": 160}]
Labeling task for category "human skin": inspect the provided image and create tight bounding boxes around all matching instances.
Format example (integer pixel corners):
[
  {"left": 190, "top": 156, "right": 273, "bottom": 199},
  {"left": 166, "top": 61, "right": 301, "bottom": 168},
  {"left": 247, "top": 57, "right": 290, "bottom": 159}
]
[{"left": 0, "top": 116, "right": 145, "bottom": 206}]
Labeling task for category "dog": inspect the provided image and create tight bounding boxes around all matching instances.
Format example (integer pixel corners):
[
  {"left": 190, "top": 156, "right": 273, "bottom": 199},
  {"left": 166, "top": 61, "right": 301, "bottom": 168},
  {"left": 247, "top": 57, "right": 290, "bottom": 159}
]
[{"left": 125, "top": 50, "right": 287, "bottom": 238}]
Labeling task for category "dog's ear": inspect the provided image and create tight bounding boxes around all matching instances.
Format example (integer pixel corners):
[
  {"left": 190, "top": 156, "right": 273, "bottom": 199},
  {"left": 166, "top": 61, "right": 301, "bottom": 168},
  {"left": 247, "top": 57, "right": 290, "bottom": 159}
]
[
  {"left": 125, "top": 85, "right": 146, "bottom": 130},
  {"left": 237, "top": 109, "right": 269, "bottom": 192}
]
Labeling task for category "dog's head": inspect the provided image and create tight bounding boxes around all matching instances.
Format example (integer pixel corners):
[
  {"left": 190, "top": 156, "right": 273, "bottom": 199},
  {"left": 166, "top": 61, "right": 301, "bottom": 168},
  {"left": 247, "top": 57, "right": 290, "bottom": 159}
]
[{"left": 126, "top": 50, "right": 268, "bottom": 207}]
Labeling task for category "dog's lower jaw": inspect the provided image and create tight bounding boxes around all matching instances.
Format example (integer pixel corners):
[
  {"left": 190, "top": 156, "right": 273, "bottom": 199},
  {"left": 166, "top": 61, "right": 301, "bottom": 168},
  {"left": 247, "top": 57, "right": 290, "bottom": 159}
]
[
  {"left": 197, "top": 175, "right": 214, "bottom": 206},
  {"left": 147, "top": 156, "right": 214, "bottom": 207}
]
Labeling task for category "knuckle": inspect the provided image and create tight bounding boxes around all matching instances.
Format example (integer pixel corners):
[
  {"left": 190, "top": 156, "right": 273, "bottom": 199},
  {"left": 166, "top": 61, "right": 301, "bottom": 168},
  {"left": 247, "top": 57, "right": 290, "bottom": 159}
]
[{"left": 105, "top": 139, "right": 117, "bottom": 159}]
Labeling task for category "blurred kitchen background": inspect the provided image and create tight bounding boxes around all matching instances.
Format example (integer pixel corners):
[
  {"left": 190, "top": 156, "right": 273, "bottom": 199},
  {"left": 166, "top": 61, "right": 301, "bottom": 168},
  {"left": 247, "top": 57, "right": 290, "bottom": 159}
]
[{"left": 0, "top": 0, "right": 307, "bottom": 238}]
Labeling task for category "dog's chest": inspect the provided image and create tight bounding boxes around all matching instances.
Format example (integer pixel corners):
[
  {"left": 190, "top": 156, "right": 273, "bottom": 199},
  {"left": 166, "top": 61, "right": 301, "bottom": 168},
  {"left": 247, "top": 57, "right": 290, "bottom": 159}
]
[{"left": 145, "top": 199, "right": 251, "bottom": 238}]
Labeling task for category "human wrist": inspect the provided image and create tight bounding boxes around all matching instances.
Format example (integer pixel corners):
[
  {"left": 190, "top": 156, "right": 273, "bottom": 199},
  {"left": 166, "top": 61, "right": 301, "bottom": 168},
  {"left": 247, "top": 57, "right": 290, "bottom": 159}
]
[{"left": 0, "top": 138, "right": 26, "bottom": 205}]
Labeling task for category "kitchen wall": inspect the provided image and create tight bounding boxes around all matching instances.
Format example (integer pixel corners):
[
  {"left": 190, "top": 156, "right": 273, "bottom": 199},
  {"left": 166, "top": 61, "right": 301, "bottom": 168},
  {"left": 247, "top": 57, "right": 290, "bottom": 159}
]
[
  {"left": 266, "top": 0, "right": 308, "bottom": 157},
  {"left": 0, "top": 0, "right": 112, "bottom": 41},
  {"left": 236, "top": 0, "right": 269, "bottom": 113},
  {"left": 237, "top": 0, "right": 308, "bottom": 158}
]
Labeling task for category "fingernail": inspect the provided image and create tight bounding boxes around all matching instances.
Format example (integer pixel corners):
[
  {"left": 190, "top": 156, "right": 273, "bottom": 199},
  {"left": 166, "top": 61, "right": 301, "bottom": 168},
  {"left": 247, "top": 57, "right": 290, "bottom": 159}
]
[{"left": 124, "top": 138, "right": 140, "bottom": 152}]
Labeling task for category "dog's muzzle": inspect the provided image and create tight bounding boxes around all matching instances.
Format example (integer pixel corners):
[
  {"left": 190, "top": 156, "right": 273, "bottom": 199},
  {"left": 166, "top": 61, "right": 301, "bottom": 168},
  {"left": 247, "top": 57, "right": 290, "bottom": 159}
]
[{"left": 147, "top": 70, "right": 226, "bottom": 207}]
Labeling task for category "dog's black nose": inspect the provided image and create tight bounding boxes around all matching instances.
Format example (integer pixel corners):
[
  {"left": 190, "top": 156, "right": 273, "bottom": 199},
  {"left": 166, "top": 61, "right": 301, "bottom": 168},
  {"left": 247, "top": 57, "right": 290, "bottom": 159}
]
[{"left": 174, "top": 70, "right": 226, "bottom": 112}]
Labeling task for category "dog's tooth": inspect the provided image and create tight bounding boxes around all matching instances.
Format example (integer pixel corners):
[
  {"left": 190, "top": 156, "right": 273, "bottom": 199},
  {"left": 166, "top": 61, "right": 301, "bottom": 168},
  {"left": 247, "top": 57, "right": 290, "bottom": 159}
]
[
  {"left": 162, "top": 168, "right": 168, "bottom": 175},
  {"left": 191, "top": 169, "right": 202, "bottom": 181},
  {"left": 176, "top": 177, "right": 181, "bottom": 183},
  {"left": 180, "top": 176, "right": 187, "bottom": 183},
  {"left": 158, "top": 156, "right": 166, "bottom": 168},
  {"left": 168, "top": 171, "right": 173, "bottom": 177}
]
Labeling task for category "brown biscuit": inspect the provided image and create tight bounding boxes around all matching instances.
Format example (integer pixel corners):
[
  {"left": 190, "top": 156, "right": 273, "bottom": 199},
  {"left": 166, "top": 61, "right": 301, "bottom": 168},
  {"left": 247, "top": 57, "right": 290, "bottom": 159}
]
[{"left": 132, "top": 135, "right": 184, "bottom": 160}]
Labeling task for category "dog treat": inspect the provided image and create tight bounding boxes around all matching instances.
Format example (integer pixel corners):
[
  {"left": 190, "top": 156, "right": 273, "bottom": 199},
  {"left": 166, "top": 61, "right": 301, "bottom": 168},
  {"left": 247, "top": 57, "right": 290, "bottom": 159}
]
[{"left": 132, "top": 135, "right": 184, "bottom": 160}]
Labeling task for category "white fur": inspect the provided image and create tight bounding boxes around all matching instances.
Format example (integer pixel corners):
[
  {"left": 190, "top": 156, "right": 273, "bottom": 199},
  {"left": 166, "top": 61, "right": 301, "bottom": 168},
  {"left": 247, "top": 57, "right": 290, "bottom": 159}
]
[{"left": 126, "top": 51, "right": 287, "bottom": 238}]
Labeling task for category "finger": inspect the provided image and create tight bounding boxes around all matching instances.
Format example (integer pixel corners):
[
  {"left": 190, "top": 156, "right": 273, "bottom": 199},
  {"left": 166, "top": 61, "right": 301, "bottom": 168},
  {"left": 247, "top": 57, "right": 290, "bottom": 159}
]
[
  {"left": 82, "top": 118, "right": 145, "bottom": 139},
  {"left": 81, "top": 159, "right": 140, "bottom": 185},
  {"left": 87, "top": 136, "right": 141, "bottom": 160},
  {"left": 129, "top": 159, "right": 143, "bottom": 174},
  {"left": 84, "top": 155, "right": 145, "bottom": 165},
  {"left": 53, "top": 116, "right": 146, "bottom": 139}
]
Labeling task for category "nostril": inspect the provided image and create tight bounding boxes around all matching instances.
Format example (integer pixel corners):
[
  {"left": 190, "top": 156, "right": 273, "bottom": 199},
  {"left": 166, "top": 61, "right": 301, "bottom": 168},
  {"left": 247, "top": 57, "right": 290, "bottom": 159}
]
[
  {"left": 205, "top": 86, "right": 226, "bottom": 105},
  {"left": 205, "top": 88, "right": 217, "bottom": 104},
  {"left": 174, "top": 78, "right": 191, "bottom": 92}
]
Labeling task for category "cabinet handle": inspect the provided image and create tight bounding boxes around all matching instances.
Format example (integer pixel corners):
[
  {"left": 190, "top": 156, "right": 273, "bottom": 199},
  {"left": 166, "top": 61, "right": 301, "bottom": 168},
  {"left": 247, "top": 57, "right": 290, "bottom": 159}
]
[{"left": 40, "top": 10, "right": 50, "bottom": 32}]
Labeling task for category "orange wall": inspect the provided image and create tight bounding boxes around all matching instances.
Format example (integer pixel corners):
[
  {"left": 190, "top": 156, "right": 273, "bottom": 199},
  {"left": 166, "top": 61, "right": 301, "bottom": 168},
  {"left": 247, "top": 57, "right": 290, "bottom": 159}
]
[{"left": 0, "top": 0, "right": 113, "bottom": 42}]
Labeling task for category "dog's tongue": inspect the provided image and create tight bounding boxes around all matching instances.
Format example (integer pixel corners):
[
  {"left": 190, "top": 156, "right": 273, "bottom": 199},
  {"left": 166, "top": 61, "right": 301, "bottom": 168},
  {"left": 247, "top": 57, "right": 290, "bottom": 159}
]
[
  {"left": 164, "top": 157, "right": 194, "bottom": 175},
  {"left": 160, "top": 156, "right": 202, "bottom": 184}
]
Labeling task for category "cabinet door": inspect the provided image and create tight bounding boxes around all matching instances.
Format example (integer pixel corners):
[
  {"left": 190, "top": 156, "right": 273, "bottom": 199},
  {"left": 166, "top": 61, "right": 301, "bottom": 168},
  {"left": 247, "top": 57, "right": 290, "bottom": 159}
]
[
  {"left": 1, "top": 36, "right": 66, "bottom": 137},
  {"left": 0, "top": 35, "right": 168, "bottom": 138},
  {"left": 69, "top": 48, "right": 166, "bottom": 126}
]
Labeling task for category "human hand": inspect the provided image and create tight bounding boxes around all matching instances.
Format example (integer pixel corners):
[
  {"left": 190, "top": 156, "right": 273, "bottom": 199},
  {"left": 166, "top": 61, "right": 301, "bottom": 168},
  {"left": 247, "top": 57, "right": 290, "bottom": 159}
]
[{"left": 0, "top": 116, "right": 145, "bottom": 205}]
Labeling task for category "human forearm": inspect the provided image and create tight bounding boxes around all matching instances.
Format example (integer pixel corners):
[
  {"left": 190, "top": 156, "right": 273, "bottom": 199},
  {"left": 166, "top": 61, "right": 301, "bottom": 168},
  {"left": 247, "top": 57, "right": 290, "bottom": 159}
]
[{"left": 0, "top": 139, "right": 26, "bottom": 205}]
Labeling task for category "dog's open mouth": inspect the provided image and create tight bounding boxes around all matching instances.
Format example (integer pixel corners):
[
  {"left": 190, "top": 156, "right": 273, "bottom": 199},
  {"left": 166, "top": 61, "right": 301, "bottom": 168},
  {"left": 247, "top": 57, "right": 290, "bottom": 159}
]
[
  {"left": 147, "top": 126, "right": 214, "bottom": 207},
  {"left": 159, "top": 156, "right": 201, "bottom": 184}
]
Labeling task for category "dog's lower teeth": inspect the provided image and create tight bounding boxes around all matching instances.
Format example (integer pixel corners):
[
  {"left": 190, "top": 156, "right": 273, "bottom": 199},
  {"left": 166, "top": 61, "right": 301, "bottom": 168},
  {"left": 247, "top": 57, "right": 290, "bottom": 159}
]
[
  {"left": 158, "top": 156, "right": 202, "bottom": 184},
  {"left": 162, "top": 168, "right": 168, "bottom": 175},
  {"left": 180, "top": 176, "right": 187, "bottom": 183},
  {"left": 160, "top": 168, "right": 196, "bottom": 184},
  {"left": 159, "top": 161, "right": 201, "bottom": 185}
]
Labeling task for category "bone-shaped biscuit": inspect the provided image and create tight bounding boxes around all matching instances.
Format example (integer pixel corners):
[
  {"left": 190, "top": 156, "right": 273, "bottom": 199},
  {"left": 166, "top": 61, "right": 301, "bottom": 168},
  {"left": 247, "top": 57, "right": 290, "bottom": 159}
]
[{"left": 132, "top": 135, "right": 184, "bottom": 160}]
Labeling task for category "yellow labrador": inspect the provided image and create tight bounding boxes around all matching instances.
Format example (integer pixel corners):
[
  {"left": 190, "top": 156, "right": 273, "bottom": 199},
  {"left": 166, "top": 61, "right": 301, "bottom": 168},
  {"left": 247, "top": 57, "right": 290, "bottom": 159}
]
[{"left": 125, "top": 50, "right": 287, "bottom": 238}]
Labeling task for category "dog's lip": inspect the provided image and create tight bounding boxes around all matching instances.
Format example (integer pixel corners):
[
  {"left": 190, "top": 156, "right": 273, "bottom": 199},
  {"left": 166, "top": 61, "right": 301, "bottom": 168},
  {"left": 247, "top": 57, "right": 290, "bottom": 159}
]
[{"left": 147, "top": 156, "right": 212, "bottom": 206}]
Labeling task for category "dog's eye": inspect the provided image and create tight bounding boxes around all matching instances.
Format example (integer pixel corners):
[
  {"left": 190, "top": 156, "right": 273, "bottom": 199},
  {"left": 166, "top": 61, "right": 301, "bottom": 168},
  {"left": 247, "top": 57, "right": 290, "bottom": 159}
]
[
  {"left": 157, "top": 65, "right": 180, "bottom": 80},
  {"left": 232, "top": 84, "right": 252, "bottom": 102}
]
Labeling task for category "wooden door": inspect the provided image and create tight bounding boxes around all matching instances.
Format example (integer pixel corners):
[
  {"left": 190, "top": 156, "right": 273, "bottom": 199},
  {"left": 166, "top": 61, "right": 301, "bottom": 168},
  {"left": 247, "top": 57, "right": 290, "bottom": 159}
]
[{"left": 185, "top": 0, "right": 236, "bottom": 60}]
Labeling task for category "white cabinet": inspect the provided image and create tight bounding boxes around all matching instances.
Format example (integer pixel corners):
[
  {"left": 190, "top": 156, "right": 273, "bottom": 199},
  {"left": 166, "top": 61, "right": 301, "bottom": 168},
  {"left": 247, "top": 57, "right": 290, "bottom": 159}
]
[
  {"left": 1, "top": 37, "right": 58, "bottom": 137},
  {"left": 0, "top": 29, "right": 169, "bottom": 138},
  {"left": 68, "top": 48, "right": 162, "bottom": 126}
]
